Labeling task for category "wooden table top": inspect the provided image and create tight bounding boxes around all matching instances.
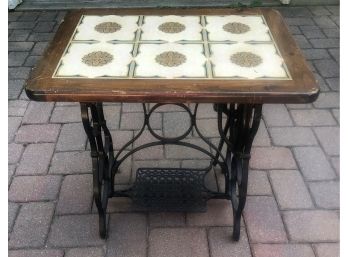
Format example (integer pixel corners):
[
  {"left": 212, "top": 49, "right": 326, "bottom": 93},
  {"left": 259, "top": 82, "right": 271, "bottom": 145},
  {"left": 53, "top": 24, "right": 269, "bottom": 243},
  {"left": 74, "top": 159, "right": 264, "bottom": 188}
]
[{"left": 25, "top": 8, "right": 319, "bottom": 103}]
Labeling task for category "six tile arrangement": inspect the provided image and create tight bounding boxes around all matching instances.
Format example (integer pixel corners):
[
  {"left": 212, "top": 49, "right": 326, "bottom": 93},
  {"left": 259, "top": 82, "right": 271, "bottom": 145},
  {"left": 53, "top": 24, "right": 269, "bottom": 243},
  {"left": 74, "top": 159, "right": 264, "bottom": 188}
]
[{"left": 54, "top": 15, "right": 291, "bottom": 80}]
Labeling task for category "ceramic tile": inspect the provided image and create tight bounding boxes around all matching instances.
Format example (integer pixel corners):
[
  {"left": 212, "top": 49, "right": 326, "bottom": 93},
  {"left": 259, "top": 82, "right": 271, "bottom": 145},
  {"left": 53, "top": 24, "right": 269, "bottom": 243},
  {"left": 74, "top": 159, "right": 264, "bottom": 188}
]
[
  {"left": 141, "top": 16, "right": 203, "bottom": 42},
  {"left": 73, "top": 15, "right": 139, "bottom": 42},
  {"left": 55, "top": 42, "right": 133, "bottom": 78},
  {"left": 53, "top": 14, "right": 291, "bottom": 80},
  {"left": 205, "top": 15, "right": 271, "bottom": 42},
  {"left": 210, "top": 43, "right": 288, "bottom": 79},
  {"left": 134, "top": 43, "right": 206, "bottom": 78}
]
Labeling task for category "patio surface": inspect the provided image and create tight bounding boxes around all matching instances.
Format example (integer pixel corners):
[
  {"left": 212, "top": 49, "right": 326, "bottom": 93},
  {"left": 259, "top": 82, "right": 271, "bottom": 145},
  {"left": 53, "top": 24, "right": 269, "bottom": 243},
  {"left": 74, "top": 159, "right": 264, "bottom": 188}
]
[{"left": 8, "top": 5, "right": 339, "bottom": 257}]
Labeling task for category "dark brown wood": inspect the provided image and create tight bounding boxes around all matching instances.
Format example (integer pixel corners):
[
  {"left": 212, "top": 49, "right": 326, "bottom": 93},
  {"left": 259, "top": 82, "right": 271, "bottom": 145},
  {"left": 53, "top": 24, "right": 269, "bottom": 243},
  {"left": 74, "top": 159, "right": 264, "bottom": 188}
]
[{"left": 25, "top": 8, "right": 319, "bottom": 103}]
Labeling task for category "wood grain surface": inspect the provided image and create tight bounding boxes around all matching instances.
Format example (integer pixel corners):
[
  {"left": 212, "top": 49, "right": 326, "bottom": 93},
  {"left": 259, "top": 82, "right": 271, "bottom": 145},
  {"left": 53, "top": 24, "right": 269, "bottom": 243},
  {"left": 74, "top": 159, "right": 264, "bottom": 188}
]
[{"left": 25, "top": 8, "right": 319, "bottom": 103}]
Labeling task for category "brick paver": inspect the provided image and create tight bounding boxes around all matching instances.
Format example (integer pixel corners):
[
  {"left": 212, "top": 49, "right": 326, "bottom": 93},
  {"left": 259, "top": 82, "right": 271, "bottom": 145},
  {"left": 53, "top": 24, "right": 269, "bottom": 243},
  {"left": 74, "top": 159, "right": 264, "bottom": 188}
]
[
  {"left": 8, "top": 165, "right": 16, "bottom": 186},
  {"left": 262, "top": 104, "right": 293, "bottom": 127},
  {"left": 9, "top": 250, "right": 64, "bottom": 257},
  {"left": 8, "top": 100, "right": 29, "bottom": 116},
  {"left": 8, "top": 202, "right": 19, "bottom": 233},
  {"left": 269, "top": 127, "right": 317, "bottom": 146},
  {"left": 9, "top": 116, "right": 22, "bottom": 142},
  {"left": 290, "top": 109, "right": 337, "bottom": 126},
  {"left": 49, "top": 151, "right": 91, "bottom": 174},
  {"left": 50, "top": 106, "right": 81, "bottom": 123},
  {"left": 253, "top": 120, "right": 271, "bottom": 146},
  {"left": 186, "top": 199, "right": 234, "bottom": 226},
  {"left": 248, "top": 170, "right": 272, "bottom": 195},
  {"left": 164, "top": 111, "right": 192, "bottom": 137},
  {"left": 314, "top": 126, "right": 340, "bottom": 156},
  {"left": 22, "top": 101, "right": 54, "bottom": 124},
  {"left": 16, "top": 143, "right": 55, "bottom": 175},
  {"left": 250, "top": 147, "right": 297, "bottom": 169},
  {"left": 208, "top": 227, "right": 252, "bottom": 257},
  {"left": 8, "top": 6, "right": 339, "bottom": 257},
  {"left": 9, "top": 202, "right": 54, "bottom": 248},
  {"left": 48, "top": 215, "right": 105, "bottom": 247},
  {"left": 149, "top": 212, "right": 185, "bottom": 227},
  {"left": 9, "top": 175, "right": 61, "bottom": 202},
  {"left": 8, "top": 143, "right": 24, "bottom": 164},
  {"left": 15, "top": 124, "right": 61, "bottom": 143},
  {"left": 149, "top": 228, "right": 209, "bottom": 257},
  {"left": 9, "top": 80, "right": 25, "bottom": 99},
  {"left": 314, "top": 243, "right": 340, "bottom": 257},
  {"left": 293, "top": 146, "right": 336, "bottom": 180},
  {"left": 56, "top": 123, "right": 86, "bottom": 151},
  {"left": 107, "top": 214, "right": 147, "bottom": 257},
  {"left": 244, "top": 196, "right": 287, "bottom": 243},
  {"left": 269, "top": 170, "right": 313, "bottom": 209},
  {"left": 56, "top": 174, "right": 93, "bottom": 214},
  {"left": 283, "top": 210, "right": 339, "bottom": 242},
  {"left": 252, "top": 244, "right": 315, "bottom": 257},
  {"left": 309, "top": 181, "right": 340, "bottom": 209},
  {"left": 65, "top": 247, "right": 105, "bottom": 257}
]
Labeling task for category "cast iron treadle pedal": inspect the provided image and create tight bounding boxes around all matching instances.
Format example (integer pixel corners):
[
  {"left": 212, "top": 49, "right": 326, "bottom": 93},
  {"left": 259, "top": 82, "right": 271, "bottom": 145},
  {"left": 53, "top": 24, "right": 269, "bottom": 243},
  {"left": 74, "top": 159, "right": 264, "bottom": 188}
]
[{"left": 131, "top": 168, "right": 209, "bottom": 212}]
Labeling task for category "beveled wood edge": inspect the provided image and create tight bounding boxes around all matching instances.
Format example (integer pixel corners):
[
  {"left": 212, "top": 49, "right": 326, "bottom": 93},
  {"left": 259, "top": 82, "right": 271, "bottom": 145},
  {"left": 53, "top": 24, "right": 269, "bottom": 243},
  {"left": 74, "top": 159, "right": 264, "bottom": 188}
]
[{"left": 25, "top": 7, "right": 319, "bottom": 104}]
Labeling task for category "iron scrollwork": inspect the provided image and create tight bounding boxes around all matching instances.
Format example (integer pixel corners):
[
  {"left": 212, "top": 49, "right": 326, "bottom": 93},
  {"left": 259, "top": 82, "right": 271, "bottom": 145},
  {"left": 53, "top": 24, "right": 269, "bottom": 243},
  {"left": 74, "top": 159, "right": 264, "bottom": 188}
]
[{"left": 80, "top": 102, "right": 262, "bottom": 241}]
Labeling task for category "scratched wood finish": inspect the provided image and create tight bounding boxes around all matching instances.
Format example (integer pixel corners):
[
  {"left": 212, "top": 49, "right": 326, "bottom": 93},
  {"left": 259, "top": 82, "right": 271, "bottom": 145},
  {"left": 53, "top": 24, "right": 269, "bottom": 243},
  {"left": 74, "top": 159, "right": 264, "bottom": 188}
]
[{"left": 25, "top": 8, "right": 319, "bottom": 103}]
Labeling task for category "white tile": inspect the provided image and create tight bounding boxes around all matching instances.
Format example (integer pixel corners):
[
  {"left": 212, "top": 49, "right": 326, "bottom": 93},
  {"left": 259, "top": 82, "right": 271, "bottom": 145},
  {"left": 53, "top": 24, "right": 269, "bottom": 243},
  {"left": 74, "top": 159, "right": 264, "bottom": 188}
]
[
  {"left": 55, "top": 42, "right": 133, "bottom": 78},
  {"left": 205, "top": 15, "right": 271, "bottom": 42},
  {"left": 134, "top": 43, "right": 207, "bottom": 78},
  {"left": 141, "top": 15, "right": 203, "bottom": 42},
  {"left": 74, "top": 15, "right": 139, "bottom": 42},
  {"left": 210, "top": 43, "right": 288, "bottom": 79}
]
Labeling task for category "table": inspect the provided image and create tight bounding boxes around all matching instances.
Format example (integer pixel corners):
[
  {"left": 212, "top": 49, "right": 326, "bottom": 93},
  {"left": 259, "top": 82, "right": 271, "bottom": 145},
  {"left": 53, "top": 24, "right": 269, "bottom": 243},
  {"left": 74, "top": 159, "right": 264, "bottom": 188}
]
[{"left": 25, "top": 8, "right": 319, "bottom": 241}]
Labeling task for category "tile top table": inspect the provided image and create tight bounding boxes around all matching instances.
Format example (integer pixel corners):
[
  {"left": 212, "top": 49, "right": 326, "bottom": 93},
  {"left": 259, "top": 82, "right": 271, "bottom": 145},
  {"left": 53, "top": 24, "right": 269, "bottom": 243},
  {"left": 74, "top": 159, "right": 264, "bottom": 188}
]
[
  {"left": 25, "top": 8, "right": 319, "bottom": 242},
  {"left": 25, "top": 8, "right": 319, "bottom": 103}
]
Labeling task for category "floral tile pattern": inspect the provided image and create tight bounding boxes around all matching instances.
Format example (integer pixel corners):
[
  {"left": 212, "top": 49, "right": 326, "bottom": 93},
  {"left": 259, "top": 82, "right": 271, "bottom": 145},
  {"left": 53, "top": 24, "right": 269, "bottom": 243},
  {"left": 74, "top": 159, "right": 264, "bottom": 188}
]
[
  {"left": 205, "top": 15, "right": 271, "bottom": 42},
  {"left": 73, "top": 15, "right": 139, "bottom": 42},
  {"left": 141, "top": 16, "right": 203, "bottom": 42},
  {"left": 53, "top": 14, "right": 291, "bottom": 80},
  {"left": 55, "top": 42, "right": 133, "bottom": 78},
  {"left": 210, "top": 43, "right": 287, "bottom": 79},
  {"left": 135, "top": 43, "right": 206, "bottom": 78}
]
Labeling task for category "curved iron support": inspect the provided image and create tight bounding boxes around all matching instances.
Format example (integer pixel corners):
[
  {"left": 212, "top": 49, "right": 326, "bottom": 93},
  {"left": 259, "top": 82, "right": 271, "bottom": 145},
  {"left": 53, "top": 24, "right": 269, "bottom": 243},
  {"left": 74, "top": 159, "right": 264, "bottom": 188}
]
[
  {"left": 111, "top": 103, "right": 228, "bottom": 177},
  {"left": 216, "top": 103, "right": 262, "bottom": 241},
  {"left": 80, "top": 103, "right": 114, "bottom": 239},
  {"left": 80, "top": 102, "right": 262, "bottom": 241}
]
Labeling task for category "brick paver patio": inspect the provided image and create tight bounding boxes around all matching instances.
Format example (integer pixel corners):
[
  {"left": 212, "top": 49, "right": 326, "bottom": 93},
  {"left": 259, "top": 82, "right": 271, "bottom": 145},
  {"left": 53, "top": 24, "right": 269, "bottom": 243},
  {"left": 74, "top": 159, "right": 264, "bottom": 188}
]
[{"left": 8, "top": 5, "right": 339, "bottom": 257}]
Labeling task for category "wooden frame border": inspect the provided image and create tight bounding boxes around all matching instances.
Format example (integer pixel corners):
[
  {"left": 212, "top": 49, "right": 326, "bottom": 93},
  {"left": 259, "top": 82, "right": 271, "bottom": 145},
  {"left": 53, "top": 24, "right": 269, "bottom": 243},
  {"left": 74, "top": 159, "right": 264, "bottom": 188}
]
[{"left": 25, "top": 8, "right": 319, "bottom": 103}]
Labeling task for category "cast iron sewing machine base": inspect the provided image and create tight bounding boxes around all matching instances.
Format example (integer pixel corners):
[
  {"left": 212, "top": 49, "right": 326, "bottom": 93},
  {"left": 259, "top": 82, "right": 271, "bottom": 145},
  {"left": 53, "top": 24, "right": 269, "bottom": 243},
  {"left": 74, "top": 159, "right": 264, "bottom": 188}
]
[{"left": 80, "top": 102, "right": 262, "bottom": 241}]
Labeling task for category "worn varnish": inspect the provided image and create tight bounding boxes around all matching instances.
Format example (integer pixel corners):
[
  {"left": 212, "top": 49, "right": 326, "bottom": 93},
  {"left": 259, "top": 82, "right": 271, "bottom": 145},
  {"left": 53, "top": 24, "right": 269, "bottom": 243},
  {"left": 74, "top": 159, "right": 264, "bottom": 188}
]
[{"left": 25, "top": 8, "right": 319, "bottom": 103}]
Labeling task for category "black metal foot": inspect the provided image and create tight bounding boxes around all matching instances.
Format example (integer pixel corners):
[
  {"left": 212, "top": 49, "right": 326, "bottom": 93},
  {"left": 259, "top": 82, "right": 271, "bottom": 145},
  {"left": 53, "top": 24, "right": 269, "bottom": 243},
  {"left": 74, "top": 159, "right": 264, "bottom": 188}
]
[
  {"left": 232, "top": 215, "right": 241, "bottom": 241},
  {"left": 98, "top": 212, "right": 107, "bottom": 239}
]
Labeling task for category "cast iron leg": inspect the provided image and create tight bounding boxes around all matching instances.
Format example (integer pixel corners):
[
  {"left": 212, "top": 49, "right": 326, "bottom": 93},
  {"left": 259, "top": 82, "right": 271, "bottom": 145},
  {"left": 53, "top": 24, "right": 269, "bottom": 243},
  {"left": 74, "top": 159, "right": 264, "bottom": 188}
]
[
  {"left": 217, "top": 104, "right": 262, "bottom": 241},
  {"left": 80, "top": 103, "right": 114, "bottom": 239}
]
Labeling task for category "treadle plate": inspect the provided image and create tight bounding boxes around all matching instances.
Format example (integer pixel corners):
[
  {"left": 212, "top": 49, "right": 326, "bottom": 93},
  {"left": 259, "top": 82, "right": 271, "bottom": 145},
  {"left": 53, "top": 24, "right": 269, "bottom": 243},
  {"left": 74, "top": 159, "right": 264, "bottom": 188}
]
[{"left": 131, "top": 168, "right": 209, "bottom": 212}]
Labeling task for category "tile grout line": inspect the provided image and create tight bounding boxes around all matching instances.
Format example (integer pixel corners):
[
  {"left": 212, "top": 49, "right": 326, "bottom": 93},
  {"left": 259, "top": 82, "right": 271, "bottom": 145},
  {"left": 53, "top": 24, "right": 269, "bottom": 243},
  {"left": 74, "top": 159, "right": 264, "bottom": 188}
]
[
  {"left": 128, "top": 15, "right": 144, "bottom": 78},
  {"left": 200, "top": 15, "right": 213, "bottom": 78}
]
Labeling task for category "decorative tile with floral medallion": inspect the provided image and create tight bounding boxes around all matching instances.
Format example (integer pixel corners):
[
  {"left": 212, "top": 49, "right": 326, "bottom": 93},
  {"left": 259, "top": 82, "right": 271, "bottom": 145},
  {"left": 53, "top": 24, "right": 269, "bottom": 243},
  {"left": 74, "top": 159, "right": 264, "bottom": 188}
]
[{"left": 53, "top": 14, "right": 291, "bottom": 80}]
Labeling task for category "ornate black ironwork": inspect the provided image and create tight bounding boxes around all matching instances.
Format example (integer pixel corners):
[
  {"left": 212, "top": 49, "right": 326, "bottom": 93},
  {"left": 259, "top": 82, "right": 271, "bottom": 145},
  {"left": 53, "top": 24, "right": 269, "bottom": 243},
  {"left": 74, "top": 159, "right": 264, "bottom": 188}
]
[
  {"left": 132, "top": 167, "right": 211, "bottom": 212},
  {"left": 80, "top": 102, "right": 262, "bottom": 241},
  {"left": 80, "top": 103, "right": 114, "bottom": 238},
  {"left": 216, "top": 103, "right": 262, "bottom": 240}
]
